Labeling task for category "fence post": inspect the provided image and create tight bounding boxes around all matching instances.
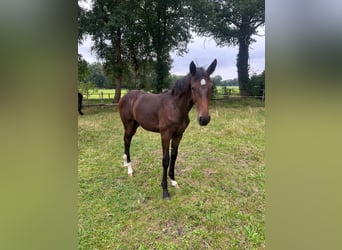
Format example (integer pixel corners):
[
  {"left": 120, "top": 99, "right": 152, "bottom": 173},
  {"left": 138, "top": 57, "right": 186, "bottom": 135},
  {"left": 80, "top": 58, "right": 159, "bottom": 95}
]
[{"left": 101, "top": 91, "right": 104, "bottom": 104}]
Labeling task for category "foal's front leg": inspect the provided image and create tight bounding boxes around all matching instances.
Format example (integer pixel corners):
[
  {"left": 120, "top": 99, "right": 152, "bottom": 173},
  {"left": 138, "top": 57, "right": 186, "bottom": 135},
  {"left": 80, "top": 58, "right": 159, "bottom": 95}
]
[
  {"left": 169, "top": 135, "right": 183, "bottom": 188},
  {"left": 161, "top": 133, "right": 171, "bottom": 199}
]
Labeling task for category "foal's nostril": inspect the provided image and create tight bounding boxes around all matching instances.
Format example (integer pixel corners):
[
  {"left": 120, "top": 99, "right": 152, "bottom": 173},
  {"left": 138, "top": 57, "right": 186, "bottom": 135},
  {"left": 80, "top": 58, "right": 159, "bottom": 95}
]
[{"left": 199, "top": 116, "right": 211, "bottom": 126}]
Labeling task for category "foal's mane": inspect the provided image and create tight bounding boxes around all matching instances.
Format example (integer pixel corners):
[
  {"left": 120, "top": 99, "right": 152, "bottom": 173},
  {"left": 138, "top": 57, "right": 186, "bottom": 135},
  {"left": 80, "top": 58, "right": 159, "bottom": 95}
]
[{"left": 170, "top": 67, "right": 206, "bottom": 96}]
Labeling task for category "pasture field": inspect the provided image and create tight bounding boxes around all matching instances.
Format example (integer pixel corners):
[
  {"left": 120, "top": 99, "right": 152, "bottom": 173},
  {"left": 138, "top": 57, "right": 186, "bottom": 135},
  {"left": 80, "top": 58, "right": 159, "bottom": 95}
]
[
  {"left": 83, "top": 89, "right": 128, "bottom": 101},
  {"left": 78, "top": 98, "right": 265, "bottom": 249},
  {"left": 82, "top": 86, "right": 240, "bottom": 101}
]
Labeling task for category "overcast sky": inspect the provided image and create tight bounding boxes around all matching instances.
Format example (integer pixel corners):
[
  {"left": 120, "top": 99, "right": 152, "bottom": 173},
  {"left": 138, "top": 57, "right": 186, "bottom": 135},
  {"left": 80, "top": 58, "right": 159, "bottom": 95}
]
[
  {"left": 78, "top": 30, "right": 265, "bottom": 81},
  {"left": 169, "top": 31, "right": 265, "bottom": 80}
]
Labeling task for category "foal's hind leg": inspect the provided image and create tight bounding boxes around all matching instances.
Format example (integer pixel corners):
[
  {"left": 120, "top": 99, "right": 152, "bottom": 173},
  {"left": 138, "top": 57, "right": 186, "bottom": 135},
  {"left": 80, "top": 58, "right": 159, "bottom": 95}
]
[
  {"left": 123, "top": 121, "right": 139, "bottom": 176},
  {"left": 169, "top": 135, "right": 183, "bottom": 188}
]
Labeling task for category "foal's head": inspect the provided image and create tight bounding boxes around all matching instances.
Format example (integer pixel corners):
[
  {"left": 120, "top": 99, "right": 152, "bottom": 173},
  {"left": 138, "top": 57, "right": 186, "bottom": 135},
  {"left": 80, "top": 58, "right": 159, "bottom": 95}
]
[{"left": 189, "top": 59, "right": 217, "bottom": 126}]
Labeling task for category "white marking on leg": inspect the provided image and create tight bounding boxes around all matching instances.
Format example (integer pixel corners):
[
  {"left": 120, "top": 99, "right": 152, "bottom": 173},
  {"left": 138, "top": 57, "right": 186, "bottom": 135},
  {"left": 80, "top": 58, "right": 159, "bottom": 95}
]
[
  {"left": 123, "top": 154, "right": 128, "bottom": 166},
  {"left": 171, "top": 180, "right": 179, "bottom": 188},
  {"left": 127, "top": 162, "right": 133, "bottom": 176},
  {"left": 123, "top": 154, "right": 133, "bottom": 176}
]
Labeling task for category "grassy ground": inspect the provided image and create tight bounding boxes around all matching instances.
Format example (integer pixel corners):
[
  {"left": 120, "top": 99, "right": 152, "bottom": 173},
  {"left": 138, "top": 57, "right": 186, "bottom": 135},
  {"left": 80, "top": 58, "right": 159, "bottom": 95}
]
[{"left": 78, "top": 98, "right": 265, "bottom": 249}]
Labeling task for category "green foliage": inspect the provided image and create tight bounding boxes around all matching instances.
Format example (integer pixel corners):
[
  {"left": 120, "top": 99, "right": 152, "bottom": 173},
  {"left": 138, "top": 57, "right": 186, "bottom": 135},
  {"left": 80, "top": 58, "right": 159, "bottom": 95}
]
[
  {"left": 78, "top": 3, "right": 87, "bottom": 43},
  {"left": 224, "top": 78, "right": 239, "bottom": 86},
  {"left": 118, "top": 60, "right": 158, "bottom": 91},
  {"left": 78, "top": 81, "right": 98, "bottom": 99},
  {"left": 190, "top": 0, "right": 264, "bottom": 46},
  {"left": 212, "top": 75, "right": 223, "bottom": 86},
  {"left": 78, "top": 54, "right": 90, "bottom": 83},
  {"left": 247, "top": 70, "right": 265, "bottom": 97},
  {"left": 78, "top": 99, "right": 265, "bottom": 249},
  {"left": 87, "top": 63, "right": 108, "bottom": 88},
  {"left": 189, "top": 0, "right": 265, "bottom": 96},
  {"left": 79, "top": 1, "right": 264, "bottom": 96},
  {"left": 142, "top": 0, "right": 191, "bottom": 91},
  {"left": 154, "top": 56, "right": 172, "bottom": 92},
  {"left": 79, "top": 0, "right": 192, "bottom": 94}
]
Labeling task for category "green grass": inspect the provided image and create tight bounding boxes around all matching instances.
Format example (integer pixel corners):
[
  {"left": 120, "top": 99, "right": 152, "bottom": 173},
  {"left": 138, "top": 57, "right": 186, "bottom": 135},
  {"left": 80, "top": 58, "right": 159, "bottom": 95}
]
[{"left": 78, "top": 98, "right": 265, "bottom": 249}]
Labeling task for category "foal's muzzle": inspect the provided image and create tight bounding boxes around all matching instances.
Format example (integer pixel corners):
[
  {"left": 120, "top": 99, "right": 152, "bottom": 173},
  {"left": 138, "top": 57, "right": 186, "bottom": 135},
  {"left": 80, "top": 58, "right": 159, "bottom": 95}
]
[{"left": 198, "top": 116, "right": 211, "bottom": 126}]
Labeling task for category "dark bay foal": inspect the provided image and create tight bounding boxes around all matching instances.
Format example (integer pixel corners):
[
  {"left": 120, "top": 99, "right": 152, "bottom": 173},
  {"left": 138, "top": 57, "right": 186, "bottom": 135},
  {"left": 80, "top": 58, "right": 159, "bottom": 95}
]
[{"left": 119, "top": 59, "right": 217, "bottom": 199}]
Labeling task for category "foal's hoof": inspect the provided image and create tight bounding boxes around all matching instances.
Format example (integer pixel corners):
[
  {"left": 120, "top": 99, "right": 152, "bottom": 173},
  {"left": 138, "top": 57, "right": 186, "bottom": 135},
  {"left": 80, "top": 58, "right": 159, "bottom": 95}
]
[
  {"left": 171, "top": 180, "right": 179, "bottom": 189},
  {"left": 163, "top": 190, "right": 170, "bottom": 200}
]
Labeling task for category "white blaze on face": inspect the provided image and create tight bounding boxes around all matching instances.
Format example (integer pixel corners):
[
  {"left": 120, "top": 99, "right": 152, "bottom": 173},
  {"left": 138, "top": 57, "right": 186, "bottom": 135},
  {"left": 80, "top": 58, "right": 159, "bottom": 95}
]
[{"left": 200, "top": 78, "right": 206, "bottom": 86}]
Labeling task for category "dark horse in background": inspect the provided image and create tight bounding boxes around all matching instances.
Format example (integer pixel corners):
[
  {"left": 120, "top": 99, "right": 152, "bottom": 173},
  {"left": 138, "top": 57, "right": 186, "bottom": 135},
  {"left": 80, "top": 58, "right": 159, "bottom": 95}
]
[
  {"left": 119, "top": 59, "right": 217, "bottom": 199},
  {"left": 78, "top": 92, "right": 84, "bottom": 115}
]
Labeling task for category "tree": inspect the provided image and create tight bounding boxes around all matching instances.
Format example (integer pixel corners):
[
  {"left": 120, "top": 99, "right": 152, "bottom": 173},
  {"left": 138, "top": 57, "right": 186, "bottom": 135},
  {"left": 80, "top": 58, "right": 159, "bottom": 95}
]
[
  {"left": 78, "top": 81, "right": 98, "bottom": 99},
  {"left": 77, "top": 54, "right": 97, "bottom": 99},
  {"left": 212, "top": 75, "right": 223, "bottom": 86},
  {"left": 78, "top": 54, "right": 90, "bottom": 83},
  {"left": 80, "top": 0, "right": 131, "bottom": 103},
  {"left": 190, "top": 0, "right": 265, "bottom": 96},
  {"left": 78, "top": 4, "right": 89, "bottom": 86},
  {"left": 87, "top": 63, "right": 108, "bottom": 88},
  {"left": 79, "top": 0, "right": 192, "bottom": 98},
  {"left": 223, "top": 78, "right": 239, "bottom": 87},
  {"left": 142, "top": 0, "right": 192, "bottom": 92},
  {"left": 78, "top": 2, "right": 87, "bottom": 44}
]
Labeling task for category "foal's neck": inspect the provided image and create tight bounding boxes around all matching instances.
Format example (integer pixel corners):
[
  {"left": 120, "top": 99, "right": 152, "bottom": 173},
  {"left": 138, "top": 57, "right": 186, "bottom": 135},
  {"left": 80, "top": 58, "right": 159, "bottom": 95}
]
[{"left": 173, "top": 87, "right": 193, "bottom": 115}]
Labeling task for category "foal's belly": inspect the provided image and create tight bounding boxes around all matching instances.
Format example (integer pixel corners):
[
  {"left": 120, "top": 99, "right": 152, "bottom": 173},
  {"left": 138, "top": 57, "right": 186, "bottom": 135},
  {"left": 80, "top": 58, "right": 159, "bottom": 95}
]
[
  {"left": 136, "top": 114, "right": 188, "bottom": 135},
  {"left": 139, "top": 122, "right": 160, "bottom": 133}
]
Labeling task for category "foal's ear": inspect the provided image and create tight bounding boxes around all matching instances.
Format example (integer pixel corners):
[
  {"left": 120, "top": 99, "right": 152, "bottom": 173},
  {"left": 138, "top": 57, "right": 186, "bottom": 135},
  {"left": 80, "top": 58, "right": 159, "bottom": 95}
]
[
  {"left": 206, "top": 59, "right": 217, "bottom": 75},
  {"left": 190, "top": 61, "right": 196, "bottom": 76}
]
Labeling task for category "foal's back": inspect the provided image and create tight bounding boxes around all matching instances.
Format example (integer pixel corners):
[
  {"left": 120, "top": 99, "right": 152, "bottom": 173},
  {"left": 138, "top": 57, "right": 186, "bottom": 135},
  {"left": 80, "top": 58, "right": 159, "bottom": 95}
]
[{"left": 119, "top": 90, "right": 169, "bottom": 133}]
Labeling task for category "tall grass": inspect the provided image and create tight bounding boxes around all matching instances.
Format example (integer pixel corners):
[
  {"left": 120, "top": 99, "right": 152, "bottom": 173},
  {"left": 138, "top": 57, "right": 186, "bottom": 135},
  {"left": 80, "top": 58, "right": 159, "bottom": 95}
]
[{"left": 78, "top": 98, "right": 265, "bottom": 249}]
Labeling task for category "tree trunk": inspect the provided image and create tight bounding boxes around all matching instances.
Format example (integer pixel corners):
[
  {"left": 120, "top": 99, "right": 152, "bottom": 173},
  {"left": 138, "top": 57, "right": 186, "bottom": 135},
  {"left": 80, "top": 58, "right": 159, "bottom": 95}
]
[
  {"left": 112, "top": 28, "right": 123, "bottom": 103},
  {"left": 135, "top": 65, "right": 142, "bottom": 89},
  {"left": 154, "top": 2, "right": 170, "bottom": 93},
  {"left": 113, "top": 76, "right": 122, "bottom": 103},
  {"left": 131, "top": 53, "right": 142, "bottom": 89},
  {"left": 155, "top": 53, "right": 170, "bottom": 93},
  {"left": 237, "top": 24, "right": 250, "bottom": 96},
  {"left": 155, "top": 55, "right": 165, "bottom": 93}
]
